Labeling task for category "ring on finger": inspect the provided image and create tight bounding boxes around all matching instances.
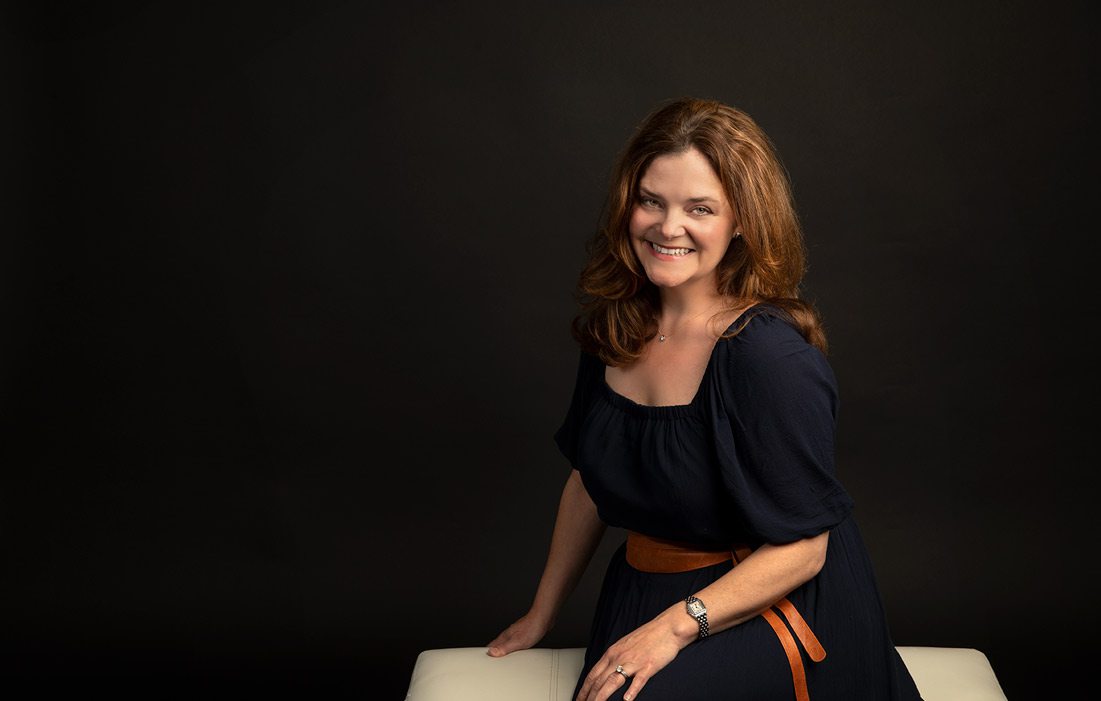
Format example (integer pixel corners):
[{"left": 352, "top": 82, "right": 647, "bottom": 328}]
[{"left": 613, "top": 664, "right": 630, "bottom": 680}]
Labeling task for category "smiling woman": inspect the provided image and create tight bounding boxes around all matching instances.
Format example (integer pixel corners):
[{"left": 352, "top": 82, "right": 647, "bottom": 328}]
[{"left": 486, "top": 98, "right": 924, "bottom": 701}]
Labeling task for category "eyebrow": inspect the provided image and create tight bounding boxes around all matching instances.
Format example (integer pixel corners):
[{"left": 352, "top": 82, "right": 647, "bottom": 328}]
[{"left": 638, "top": 187, "right": 720, "bottom": 204}]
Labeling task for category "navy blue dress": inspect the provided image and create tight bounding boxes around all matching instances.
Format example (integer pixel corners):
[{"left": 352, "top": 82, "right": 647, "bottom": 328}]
[{"left": 554, "top": 304, "right": 923, "bottom": 701}]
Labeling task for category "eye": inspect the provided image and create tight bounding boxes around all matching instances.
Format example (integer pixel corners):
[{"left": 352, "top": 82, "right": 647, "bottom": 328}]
[
  {"left": 691, "top": 205, "right": 714, "bottom": 215},
  {"left": 639, "top": 195, "right": 662, "bottom": 208}
]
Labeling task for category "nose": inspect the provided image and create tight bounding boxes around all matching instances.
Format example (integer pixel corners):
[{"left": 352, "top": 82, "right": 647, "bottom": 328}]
[{"left": 659, "top": 210, "right": 688, "bottom": 240}]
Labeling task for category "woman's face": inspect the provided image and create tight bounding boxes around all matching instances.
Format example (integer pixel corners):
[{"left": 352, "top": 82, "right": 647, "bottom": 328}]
[{"left": 628, "top": 147, "right": 738, "bottom": 294}]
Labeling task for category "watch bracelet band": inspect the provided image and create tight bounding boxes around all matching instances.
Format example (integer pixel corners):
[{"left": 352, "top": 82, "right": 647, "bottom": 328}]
[{"left": 684, "top": 595, "right": 709, "bottom": 639}]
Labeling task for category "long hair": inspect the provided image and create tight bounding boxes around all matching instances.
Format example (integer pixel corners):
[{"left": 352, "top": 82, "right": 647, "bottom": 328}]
[{"left": 571, "top": 97, "right": 829, "bottom": 366}]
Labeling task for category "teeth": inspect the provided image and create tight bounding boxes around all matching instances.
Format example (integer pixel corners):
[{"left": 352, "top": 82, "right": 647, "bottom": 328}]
[{"left": 650, "top": 241, "right": 693, "bottom": 256}]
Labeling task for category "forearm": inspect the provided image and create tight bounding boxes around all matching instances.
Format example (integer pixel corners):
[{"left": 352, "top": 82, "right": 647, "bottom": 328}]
[
  {"left": 660, "top": 532, "right": 830, "bottom": 646},
  {"left": 528, "top": 469, "right": 606, "bottom": 626}
]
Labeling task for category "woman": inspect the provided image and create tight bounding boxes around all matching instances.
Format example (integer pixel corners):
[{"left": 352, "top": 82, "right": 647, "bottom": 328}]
[{"left": 487, "top": 97, "right": 923, "bottom": 701}]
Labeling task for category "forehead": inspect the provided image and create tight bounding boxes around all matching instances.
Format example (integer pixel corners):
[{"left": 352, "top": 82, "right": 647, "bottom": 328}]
[{"left": 638, "top": 148, "right": 724, "bottom": 197}]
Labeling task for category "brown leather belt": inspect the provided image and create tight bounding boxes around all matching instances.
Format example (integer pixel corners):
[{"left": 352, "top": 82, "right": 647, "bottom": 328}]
[{"left": 626, "top": 531, "right": 826, "bottom": 701}]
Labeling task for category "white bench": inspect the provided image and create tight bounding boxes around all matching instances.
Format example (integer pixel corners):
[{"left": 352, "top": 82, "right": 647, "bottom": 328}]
[{"left": 406, "top": 646, "right": 1007, "bottom": 700}]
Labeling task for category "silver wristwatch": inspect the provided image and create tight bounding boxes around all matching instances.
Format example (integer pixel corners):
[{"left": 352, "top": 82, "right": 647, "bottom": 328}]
[{"left": 684, "top": 595, "right": 709, "bottom": 639}]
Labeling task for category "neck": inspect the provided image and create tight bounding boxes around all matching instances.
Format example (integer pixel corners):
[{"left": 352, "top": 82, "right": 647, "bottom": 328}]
[{"left": 657, "top": 281, "right": 727, "bottom": 327}]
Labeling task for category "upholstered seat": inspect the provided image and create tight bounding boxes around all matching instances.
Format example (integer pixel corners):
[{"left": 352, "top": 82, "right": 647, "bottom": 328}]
[{"left": 405, "top": 646, "right": 1007, "bottom": 701}]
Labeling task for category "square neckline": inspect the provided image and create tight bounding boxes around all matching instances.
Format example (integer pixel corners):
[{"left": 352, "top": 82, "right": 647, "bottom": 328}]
[{"left": 599, "top": 303, "right": 771, "bottom": 418}]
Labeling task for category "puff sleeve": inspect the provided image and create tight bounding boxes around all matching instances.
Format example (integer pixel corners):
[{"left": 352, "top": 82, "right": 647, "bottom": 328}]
[{"left": 712, "top": 313, "right": 854, "bottom": 545}]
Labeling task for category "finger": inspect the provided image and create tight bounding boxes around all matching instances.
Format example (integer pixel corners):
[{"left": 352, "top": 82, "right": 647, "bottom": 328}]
[
  {"left": 581, "top": 656, "right": 624, "bottom": 701},
  {"left": 622, "top": 673, "right": 648, "bottom": 701},
  {"left": 575, "top": 673, "right": 592, "bottom": 700},
  {"left": 576, "top": 664, "right": 604, "bottom": 701},
  {"left": 593, "top": 667, "right": 627, "bottom": 701},
  {"left": 486, "top": 629, "right": 517, "bottom": 656},
  {"left": 485, "top": 634, "right": 505, "bottom": 656},
  {"left": 488, "top": 640, "right": 522, "bottom": 657}
]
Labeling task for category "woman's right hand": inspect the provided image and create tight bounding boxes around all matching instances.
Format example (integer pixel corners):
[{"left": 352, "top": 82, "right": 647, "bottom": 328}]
[
  {"left": 486, "top": 471, "right": 604, "bottom": 658},
  {"left": 486, "top": 611, "right": 552, "bottom": 657}
]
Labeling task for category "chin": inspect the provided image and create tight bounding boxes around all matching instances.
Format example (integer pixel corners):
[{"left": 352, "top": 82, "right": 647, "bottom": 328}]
[{"left": 645, "top": 273, "right": 687, "bottom": 289}]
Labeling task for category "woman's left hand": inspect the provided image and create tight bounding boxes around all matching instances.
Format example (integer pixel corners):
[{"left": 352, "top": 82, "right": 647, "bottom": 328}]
[{"left": 575, "top": 605, "right": 694, "bottom": 701}]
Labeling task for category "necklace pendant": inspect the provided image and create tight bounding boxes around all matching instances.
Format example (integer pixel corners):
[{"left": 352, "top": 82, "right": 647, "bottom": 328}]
[{"left": 659, "top": 334, "right": 666, "bottom": 342}]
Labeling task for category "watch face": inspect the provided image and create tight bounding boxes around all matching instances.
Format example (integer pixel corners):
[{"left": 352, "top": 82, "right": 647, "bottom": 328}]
[{"left": 687, "top": 600, "right": 706, "bottom": 616}]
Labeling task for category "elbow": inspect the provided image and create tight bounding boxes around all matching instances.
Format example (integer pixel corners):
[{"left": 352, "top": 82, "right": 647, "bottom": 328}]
[{"left": 803, "top": 531, "right": 830, "bottom": 580}]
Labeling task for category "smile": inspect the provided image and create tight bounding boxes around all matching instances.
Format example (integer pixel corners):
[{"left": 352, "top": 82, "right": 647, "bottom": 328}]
[{"left": 647, "top": 240, "right": 695, "bottom": 256}]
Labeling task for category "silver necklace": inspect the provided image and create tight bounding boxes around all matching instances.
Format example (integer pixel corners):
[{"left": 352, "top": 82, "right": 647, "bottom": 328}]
[
  {"left": 656, "top": 301, "right": 753, "bottom": 345},
  {"left": 657, "top": 305, "right": 732, "bottom": 343}
]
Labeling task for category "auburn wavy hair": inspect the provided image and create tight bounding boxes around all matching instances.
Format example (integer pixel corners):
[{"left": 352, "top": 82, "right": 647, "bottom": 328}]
[{"left": 571, "top": 97, "right": 829, "bottom": 366}]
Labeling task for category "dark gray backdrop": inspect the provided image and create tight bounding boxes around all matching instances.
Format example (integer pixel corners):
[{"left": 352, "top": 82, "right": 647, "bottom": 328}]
[{"left": 3, "top": 1, "right": 1095, "bottom": 698}]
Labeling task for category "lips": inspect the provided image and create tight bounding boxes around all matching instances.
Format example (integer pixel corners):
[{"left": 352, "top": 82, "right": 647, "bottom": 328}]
[{"left": 646, "top": 240, "right": 695, "bottom": 256}]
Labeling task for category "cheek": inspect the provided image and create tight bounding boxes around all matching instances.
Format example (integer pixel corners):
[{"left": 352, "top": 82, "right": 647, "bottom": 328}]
[
  {"left": 703, "top": 220, "right": 735, "bottom": 247},
  {"left": 708, "top": 231, "right": 735, "bottom": 258},
  {"left": 628, "top": 207, "right": 651, "bottom": 236}
]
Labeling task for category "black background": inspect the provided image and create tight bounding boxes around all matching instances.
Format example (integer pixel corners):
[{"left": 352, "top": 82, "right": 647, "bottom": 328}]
[{"left": 2, "top": 1, "right": 1096, "bottom": 697}]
